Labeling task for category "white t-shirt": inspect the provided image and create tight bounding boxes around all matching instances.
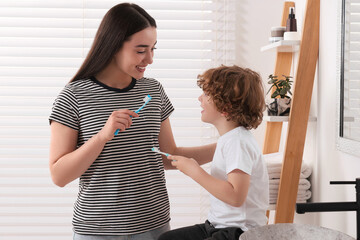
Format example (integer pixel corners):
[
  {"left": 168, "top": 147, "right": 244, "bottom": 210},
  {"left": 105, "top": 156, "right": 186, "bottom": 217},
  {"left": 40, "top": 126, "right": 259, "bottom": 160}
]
[{"left": 207, "top": 127, "right": 269, "bottom": 231}]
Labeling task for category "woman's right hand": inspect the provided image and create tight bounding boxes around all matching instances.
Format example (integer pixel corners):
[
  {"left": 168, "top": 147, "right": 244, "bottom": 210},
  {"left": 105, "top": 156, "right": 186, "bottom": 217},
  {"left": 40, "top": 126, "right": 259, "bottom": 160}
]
[{"left": 98, "top": 109, "right": 139, "bottom": 142}]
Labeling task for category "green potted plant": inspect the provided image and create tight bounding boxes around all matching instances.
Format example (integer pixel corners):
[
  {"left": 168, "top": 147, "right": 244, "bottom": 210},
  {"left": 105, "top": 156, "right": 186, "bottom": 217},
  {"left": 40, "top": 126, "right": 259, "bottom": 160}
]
[{"left": 266, "top": 74, "right": 293, "bottom": 116}]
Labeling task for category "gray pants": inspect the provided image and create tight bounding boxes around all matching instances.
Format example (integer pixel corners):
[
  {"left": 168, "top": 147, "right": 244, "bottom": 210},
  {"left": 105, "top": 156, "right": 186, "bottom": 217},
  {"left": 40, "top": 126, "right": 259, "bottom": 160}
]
[{"left": 73, "top": 223, "right": 170, "bottom": 240}]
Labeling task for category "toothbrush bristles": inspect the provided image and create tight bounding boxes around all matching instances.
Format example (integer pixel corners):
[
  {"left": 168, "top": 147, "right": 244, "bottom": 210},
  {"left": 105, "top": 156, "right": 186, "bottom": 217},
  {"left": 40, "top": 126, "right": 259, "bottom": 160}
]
[
  {"left": 115, "top": 94, "right": 152, "bottom": 136},
  {"left": 144, "top": 95, "right": 152, "bottom": 102},
  {"left": 151, "top": 147, "right": 170, "bottom": 157}
]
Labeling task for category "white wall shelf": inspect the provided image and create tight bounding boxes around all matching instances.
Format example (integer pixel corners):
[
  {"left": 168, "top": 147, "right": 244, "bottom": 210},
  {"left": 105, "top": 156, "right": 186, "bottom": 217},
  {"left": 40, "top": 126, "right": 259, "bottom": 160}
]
[
  {"left": 263, "top": 116, "right": 353, "bottom": 123},
  {"left": 261, "top": 40, "right": 301, "bottom": 52},
  {"left": 264, "top": 115, "right": 317, "bottom": 122}
]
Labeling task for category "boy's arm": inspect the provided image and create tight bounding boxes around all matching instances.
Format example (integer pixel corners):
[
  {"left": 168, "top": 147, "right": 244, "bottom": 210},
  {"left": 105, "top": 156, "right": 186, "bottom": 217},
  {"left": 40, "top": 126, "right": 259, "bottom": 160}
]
[
  {"left": 158, "top": 118, "right": 216, "bottom": 169},
  {"left": 168, "top": 155, "right": 250, "bottom": 207}
]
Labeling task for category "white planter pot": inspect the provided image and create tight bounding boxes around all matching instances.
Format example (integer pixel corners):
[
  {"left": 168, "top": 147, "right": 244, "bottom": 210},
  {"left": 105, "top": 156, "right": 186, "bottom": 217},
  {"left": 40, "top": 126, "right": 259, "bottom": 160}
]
[{"left": 266, "top": 98, "right": 291, "bottom": 116}]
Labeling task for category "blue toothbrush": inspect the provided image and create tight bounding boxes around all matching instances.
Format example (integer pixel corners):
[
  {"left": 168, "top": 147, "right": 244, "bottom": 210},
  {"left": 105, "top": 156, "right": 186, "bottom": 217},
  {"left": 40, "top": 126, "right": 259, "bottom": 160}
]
[
  {"left": 114, "top": 94, "right": 152, "bottom": 136},
  {"left": 151, "top": 147, "right": 170, "bottom": 157}
]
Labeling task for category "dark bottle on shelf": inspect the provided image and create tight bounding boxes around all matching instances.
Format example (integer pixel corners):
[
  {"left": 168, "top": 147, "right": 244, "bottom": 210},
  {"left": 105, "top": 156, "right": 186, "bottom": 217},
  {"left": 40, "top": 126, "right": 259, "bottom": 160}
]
[{"left": 286, "top": 7, "right": 297, "bottom": 32}]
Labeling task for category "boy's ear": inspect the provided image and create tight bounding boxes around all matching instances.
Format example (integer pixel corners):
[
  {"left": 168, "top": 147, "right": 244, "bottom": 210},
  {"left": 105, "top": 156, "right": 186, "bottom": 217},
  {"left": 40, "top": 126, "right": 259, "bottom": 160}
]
[
  {"left": 221, "top": 112, "right": 228, "bottom": 117},
  {"left": 221, "top": 104, "right": 231, "bottom": 117}
]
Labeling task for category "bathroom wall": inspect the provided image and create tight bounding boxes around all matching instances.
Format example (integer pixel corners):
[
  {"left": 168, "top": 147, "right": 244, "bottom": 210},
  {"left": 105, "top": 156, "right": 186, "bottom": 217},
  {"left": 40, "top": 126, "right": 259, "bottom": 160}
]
[
  {"left": 315, "top": 0, "right": 359, "bottom": 238},
  {"left": 236, "top": 0, "right": 359, "bottom": 238},
  {"left": 234, "top": 0, "right": 282, "bottom": 146}
]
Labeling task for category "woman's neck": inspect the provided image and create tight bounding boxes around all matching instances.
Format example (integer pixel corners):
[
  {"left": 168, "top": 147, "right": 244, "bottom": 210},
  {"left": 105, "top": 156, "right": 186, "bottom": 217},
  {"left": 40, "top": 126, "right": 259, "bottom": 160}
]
[{"left": 95, "top": 62, "right": 132, "bottom": 89}]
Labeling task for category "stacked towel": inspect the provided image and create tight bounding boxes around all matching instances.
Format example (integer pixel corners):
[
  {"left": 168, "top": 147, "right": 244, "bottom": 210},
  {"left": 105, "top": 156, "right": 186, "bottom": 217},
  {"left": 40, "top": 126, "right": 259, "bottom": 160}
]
[{"left": 264, "top": 152, "right": 312, "bottom": 204}]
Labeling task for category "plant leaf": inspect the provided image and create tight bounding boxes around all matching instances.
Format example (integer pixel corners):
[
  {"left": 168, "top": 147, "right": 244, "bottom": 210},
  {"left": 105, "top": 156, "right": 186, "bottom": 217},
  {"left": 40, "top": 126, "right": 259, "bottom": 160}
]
[
  {"left": 266, "top": 87, "right": 272, "bottom": 95},
  {"left": 271, "top": 91, "right": 279, "bottom": 98},
  {"left": 280, "top": 88, "right": 287, "bottom": 96}
]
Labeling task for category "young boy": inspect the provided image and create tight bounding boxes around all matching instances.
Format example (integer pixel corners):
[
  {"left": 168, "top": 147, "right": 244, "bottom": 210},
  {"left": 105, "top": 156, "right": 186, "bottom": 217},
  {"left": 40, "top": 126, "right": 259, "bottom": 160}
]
[{"left": 159, "top": 65, "right": 269, "bottom": 240}]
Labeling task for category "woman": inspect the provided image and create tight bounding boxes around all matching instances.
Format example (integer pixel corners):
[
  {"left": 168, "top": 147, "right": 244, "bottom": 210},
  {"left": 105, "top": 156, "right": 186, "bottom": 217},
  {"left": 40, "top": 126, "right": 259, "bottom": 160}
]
[{"left": 49, "top": 3, "right": 215, "bottom": 240}]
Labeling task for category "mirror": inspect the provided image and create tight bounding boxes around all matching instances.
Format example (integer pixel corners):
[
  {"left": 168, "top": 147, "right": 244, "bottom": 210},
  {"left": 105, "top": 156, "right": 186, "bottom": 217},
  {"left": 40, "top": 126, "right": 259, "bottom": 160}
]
[{"left": 337, "top": 0, "right": 360, "bottom": 156}]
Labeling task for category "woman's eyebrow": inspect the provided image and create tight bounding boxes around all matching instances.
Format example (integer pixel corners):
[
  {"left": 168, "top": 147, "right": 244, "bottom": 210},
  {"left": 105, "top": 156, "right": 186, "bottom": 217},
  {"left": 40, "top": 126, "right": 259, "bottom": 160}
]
[
  {"left": 135, "top": 41, "right": 157, "bottom": 48},
  {"left": 135, "top": 44, "right": 149, "bottom": 48}
]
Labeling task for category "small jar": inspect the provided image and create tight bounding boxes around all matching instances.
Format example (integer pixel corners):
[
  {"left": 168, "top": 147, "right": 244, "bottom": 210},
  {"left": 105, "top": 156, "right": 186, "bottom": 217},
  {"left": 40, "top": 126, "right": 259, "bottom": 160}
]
[{"left": 271, "top": 26, "right": 286, "bottom": 37}]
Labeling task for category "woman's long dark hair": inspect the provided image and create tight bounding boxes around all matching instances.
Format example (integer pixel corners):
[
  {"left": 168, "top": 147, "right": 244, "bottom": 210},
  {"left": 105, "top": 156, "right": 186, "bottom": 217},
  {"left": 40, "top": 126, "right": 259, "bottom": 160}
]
[{"left": 70, "top": 3, "right": 156, "bottom": 82}]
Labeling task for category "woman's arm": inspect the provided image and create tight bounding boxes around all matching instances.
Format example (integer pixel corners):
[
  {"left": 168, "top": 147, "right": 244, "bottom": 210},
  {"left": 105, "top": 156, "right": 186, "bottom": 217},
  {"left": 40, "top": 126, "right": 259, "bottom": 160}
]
[
  {"left": 158, "top": 118, "right": 216, "bottom": 169},
  {"left": 168, "top": 155, "right": 250, "bottom": 207},
  {"left": 49, "top": 122, "right": 107, "bottom": 187},
  {"left": 49, "top": 109, "right": 138, "bottom": 187}
]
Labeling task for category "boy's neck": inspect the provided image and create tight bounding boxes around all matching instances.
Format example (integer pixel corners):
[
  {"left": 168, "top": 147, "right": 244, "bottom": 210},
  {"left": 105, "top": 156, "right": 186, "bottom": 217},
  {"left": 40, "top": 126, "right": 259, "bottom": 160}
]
[{"left": 213, "top": 117, "right": 239, "bottom": 136}]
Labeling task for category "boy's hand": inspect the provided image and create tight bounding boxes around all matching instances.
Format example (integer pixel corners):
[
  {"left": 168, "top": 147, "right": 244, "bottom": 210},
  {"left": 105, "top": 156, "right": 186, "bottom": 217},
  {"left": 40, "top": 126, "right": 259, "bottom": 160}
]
[{"left": 167, "top": 155, "right": 201, "bottom": 178}]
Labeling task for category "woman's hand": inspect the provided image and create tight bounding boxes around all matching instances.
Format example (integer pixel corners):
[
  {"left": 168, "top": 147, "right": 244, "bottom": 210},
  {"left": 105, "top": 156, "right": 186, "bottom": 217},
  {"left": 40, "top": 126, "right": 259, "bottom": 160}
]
[
  {"left": 98, "top": 109, "right": 139, "bottom": 142},
  {"left": 167, "top": 155, "right": 201, "bottom": 178}
]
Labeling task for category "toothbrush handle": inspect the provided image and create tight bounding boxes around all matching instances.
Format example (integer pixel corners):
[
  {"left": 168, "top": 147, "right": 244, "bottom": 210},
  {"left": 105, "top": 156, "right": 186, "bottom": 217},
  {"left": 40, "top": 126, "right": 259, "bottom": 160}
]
[
  {"left": 160, "top": 152, "right": 170, "bottom": 157},
  {"left": 114, "top": 111, "right": 136, "bottom": 135},
  {"left": 114, "top": 99, "right": 149, "bottom": 136},
  {"left": 136, "top": 101, "right": 148, "bottom": 113},
  {"left": 114, "top": 109, "right": 138, "bottom": 135}
]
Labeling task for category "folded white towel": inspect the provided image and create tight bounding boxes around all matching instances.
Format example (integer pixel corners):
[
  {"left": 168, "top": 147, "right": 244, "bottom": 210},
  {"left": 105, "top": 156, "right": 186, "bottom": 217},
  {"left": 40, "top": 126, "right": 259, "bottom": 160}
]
[
  {"left": 268, "top": 169, "right": 312, "bottom": 180},
  {"left": 269, "top": 189, "right": 309, "bottom": 198},
  {"left": 270, "top": 198, "right": 309, "bottom": 204},
  {"left": 269, "top": 190, "right": 312, "bottom": 204},
  {"left": 264, "top": 152, "right": 312, "bottom": 179},
  {"left": 269, "top": 178, "right": 311, "bottom": 191},
  {"left": 296, "top": 190, "right": 312, "bottom": 201}
]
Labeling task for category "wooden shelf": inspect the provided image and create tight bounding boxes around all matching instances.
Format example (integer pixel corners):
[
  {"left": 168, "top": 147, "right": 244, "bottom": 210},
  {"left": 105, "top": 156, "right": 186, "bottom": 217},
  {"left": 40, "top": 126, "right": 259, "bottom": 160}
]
[
  {"left": 262, "top": 0, "right": 319, "bottom": 224},
  {"left": 261, "top": 40, "right": 300, "bottom": 52},
  {"left": 264, "top": 115, "right": 317, "bottom": 122}
]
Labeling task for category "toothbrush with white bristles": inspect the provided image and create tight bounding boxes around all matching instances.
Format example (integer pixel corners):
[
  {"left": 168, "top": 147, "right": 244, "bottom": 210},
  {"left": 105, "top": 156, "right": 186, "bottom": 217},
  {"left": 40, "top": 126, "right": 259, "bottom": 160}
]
[
  {"left": 114, "top": 94, "right": 152, "bottom": 136},
  {"left": 151, "top": 147, "right": 171, "bottom": 157}
]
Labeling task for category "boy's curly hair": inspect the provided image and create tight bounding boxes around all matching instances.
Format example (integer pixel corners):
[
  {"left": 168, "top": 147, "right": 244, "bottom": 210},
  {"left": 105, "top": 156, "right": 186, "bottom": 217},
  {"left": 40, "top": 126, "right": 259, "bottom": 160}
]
[{"left": 197, "top": 65, "right": 265, "bottom": 130}]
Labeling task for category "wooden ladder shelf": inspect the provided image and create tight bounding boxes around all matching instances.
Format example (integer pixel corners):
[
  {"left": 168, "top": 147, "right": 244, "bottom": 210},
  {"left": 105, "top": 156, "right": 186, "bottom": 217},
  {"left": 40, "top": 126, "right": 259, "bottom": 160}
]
[{"left": 263, "top": 0, "right": 320, "bottom": 223}]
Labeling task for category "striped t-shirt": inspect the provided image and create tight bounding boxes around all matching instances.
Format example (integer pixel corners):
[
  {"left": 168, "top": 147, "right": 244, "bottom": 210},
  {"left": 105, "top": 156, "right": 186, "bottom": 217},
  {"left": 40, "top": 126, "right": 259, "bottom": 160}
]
[{"left": 49, "top": 77, "right": 174, "bottom": 235}]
